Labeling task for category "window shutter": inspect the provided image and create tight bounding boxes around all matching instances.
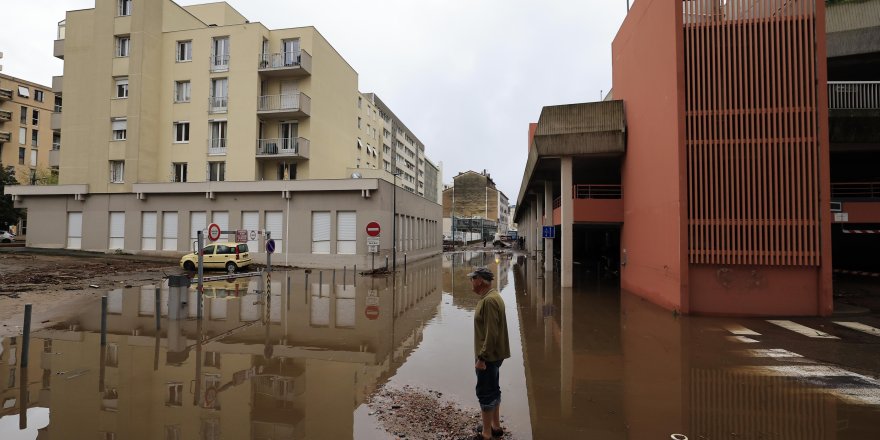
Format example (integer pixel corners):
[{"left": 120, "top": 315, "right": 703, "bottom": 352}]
[
  {"left": 112, "top": 119, "right": 127, "bottom": 131},
  {"left": 336, "top": 211, "right": 356, "bottom": 255},
  {"left": 142, "top": 212, "right": 157, "bottom": 250},
  {"left": 242, "top": 211, "right": 259, "bottom": 251},
  {"left": 265, "top": 211, "right": 283, "bottom": 253},
  {"left": 190, "top": 212, "right": 207, "bottom": 240},
  {"left": 311, "top": 211, "right": 330, "bottom": 254},
  {"left": 163, "top": 212, "right": 178, "bottom": 250},
  {"left": 67, "top": 212, "right": 83, "bottom": 249},
  {"left": 212, "top": 211, "right": 229, "bottom": 241},
  {"left": 109, "top": 212, "right": 125, "bottom": 249}
]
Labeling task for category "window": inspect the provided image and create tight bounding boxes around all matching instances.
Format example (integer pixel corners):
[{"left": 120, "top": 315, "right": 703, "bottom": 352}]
[
  {"left": 209, "top": 78, "right": 228, "bottom": 112},
  {"left": 110, "top": 160, "right": 124, "bottom": 183},
  {"left": 18, "top": 147, "right": 25, "bottom": 165},
  {"left": 209, "top": 121, "right": 226, "bottom": 152},
  {"left": 32, "top": 109, "right": 39, "bottom": 125},
  {"left": 54, "top": 96, "right": 62, "bottom": 113},
  {"left": 176, "top": 40, "right": 191, "bottom": 62},
  {"left": 115, "top": 77, "right": 128, "bottom": 98},
  {"left": 165, "top": 426, "right": 181, "bottom": 440},
  {"left": 277, "top": 162, "right": 296, "bottom": 180},
  {"left": 265, "top": 211, "right": 283, "bottom": 253},
  {"left": 172, "top": 163, "right": 187, "bottom": 182},
  {"left": 34, "top": 90, "right": 44, "bottom": 102},
  {"left": 311, "top": 211, "right": 330, "bottom": 254},
  {"left": 337, "top": 211, "right": 356, "bottom": 254},
  {"left": 112, "top": 118, "right": 127, "bottom": 140},
  {"left": 174, "top": 80, "right": 190, "bottom": 103},
  {"left": 20, "top": 106, "right": 27, "bottom": 125},
  {"left": 358, "top": 96, "right": 362, "bottom": 108},
  {"left": 357, "top": 117, "right": 361, "bottom": 129},
  {"left": 31, "top": 129, "right": 38, "bottom": 147},
  {"left": 162, "top": 212, "right": 178, "bottom": 251},
  {"left": 173, "top": 122, "right": 189, "bottom": 143},
  {"left": 166, "top": 383, "right": 183, "bottom": 406},
  {"left": 211, "top": 37, "right": 229, "bottom": 71},
  {"left": 17, "top": 86, "right": 29, "bottom": 98},
  {"left": 207, "top": 162, "right": 225, "bottom": 181},
  {"left": 118, "top": 0, "right": 132, "bottom": 16},
  {"left": 116, "top": 36, "right": 130, "bottom": 57}
]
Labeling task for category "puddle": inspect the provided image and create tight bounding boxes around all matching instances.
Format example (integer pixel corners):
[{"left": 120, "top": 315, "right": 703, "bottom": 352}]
[{"left": 0, "top": 252, "right": 878, "bottom": 439}]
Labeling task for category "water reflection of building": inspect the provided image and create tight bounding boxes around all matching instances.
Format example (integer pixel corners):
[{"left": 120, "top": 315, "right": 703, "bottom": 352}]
[
  {"left": 5, "top": 257, "right": 441, "bottom": 439},
  {"left": 513, "top": 257, "right": 877, "bottom": 439},
  {"left": 442, "top": 251, "right": 511, "bottom": 310}
]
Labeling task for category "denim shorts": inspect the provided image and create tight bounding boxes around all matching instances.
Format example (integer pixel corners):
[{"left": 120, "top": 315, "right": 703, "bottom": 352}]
[{"left": 475, "top": 359, "right": 503, "bottom": 411}]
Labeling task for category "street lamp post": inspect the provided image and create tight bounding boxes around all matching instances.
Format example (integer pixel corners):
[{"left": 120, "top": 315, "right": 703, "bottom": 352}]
[{"left": 392, "top": 170, "right": 402, "bottom": 272}]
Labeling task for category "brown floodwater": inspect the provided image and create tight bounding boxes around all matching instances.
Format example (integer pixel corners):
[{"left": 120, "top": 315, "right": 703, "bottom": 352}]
[{"left": 1, "top": 251, "right": 878, "bottom": 439}]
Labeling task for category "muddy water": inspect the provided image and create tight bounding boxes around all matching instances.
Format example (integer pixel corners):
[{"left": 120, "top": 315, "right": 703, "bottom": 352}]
[{"left": 1, "top": 251, "right": 879, "bottom": 439}]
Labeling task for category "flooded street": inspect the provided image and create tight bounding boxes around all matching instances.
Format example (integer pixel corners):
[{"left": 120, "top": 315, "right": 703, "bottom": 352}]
[{"left": 1, "top": 251, "right": 879, "bottom": 439}]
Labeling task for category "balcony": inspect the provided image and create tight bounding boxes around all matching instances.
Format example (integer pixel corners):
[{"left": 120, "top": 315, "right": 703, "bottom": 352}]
[
  {"left": 51, "top": 113, "right": 63, "bottom": 131},
  {"left": 0, "top": 88, "right": 12, "bottom": 101},
  {"left": 210, "top": 54, "right": 229, "bottom": 72},
  {"left": 552, "top": 184, "right": 623, "bottom": 225},
  {"left": 0, "top": 131, "right": 10, "bottom": 143},
  {"left": 257, "top": 93, "right": 311, "bottom": 119},
  {"left": 257, "top": 50, "right": 312, "bottom": 77},
  {"left": 52, "top": 76, "right": 63, "bottom": 95},
  {"left": 208, "top": 138, "right": 227, "bottom": 156},
  {"left": 0, "top": 109, "right": 11, "bottom": 123},
  {"left": 49, "top": 146, "right": 61, "bottom": 168},
  {"left": 208, "top": 96, "right": 228, "bottom": 114},
  {"left": 828, "top": 82, "right": 880, "bottom": 147},
  {"left": 53, "top": 39, "right": 64, "bottom": 59},
  {"left": 256, "top": 137, "right": 310, "bottom": 159},
  {"left": 828, "top": 82, "right": 880, "bottom": 110}
]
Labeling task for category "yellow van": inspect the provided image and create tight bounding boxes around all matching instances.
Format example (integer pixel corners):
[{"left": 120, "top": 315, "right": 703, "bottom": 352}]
[{"left": 180, "top": 242, "right": 253, "bottom": 273}]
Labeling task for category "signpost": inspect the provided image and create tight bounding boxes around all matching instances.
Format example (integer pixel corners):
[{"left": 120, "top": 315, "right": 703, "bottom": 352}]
[
  {"left": 266, "top": 239, "right": 276, "bottom": 254},
  {"left": 365, "top": 305, "right": 380, "bottom": 320},
  {"left": 366, "top": 222, "right": 381, "bottom": 270},
  {"left": 366, "top": 222, "right": 381, "bottom": 237},
  {"left": 542, "top": 226, "right": 555, "bottom": 239},
  {"left": 207, "top": 223, "right": 221, "bottom": 241}
]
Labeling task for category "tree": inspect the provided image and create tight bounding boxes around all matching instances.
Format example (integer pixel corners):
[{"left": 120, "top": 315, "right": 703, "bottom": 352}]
[
  {"left": 0, "top": 163, "right": 23, "bottom": 230},
  {"left": 17, "top": 166, "right": 59, "bottom": 185}
]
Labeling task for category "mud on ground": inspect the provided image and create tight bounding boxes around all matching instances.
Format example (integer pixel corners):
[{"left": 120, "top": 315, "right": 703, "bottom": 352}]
[{"left": 0, "top": 251, "right": 179, "bottom": 337}]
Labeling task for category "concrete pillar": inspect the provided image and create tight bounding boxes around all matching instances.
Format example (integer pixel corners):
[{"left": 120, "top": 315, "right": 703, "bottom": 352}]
[
  {"left": 535, "top": 193, "right": 544, "bottom": 262},
  {"left": 560, "top": 286, "right": 573, "bottom": 417},
  {"left": 561, "top": 157, "right": 574, "bottom": 287},
  {"left": 530, "top": 203, "right": 538, "bottom": 257},
  {"left": 544, "top": 181, "right": 554, "bottom": 272}
]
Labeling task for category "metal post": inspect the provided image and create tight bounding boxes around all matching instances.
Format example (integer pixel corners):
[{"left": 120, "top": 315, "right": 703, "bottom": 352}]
[
  {"left": 353, "top": 265, "right": 357, "bottom": 287},
  {"left": 393, "top": 173, "right": 398, "bottom": 272},
  {"left": 21, "top": 304, "right": 32, "bottom": 367},
  {"left": 266, "top": 231, "right": 272, "bottom": 273},
  {"left": 100, "top": 296, "right": 108, "bottom": 346},
  {"left": 332, "top": 269, "right": 336, "bottom": 286},
  {"left": 372, "top": 253, "right": 375, "bottom": 272},
  {"left": 197, "top": 230, "right": 204, "bottom": 320},
  {"left": 155, "top": 287, "right": 161, "bottom": 331},
  {"left": 343, "top": 266, "right": 347, "bottom": 286},
  {"left": 18, "top": 366, "right": 28, "bottom": 429}
]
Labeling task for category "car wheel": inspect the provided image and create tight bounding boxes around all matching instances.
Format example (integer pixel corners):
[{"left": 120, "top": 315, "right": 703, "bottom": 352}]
[
  {"left": 225, "top": 262, "right": 237, "bottom": 274},
  {"left": 183, "top": 261, "right": 196, "bottom": 271}
]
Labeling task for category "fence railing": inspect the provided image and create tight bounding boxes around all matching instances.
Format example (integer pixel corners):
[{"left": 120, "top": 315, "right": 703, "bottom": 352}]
[
  {"left": 256, "top": 137, "right": 309, "bottom": 156},
  {"left": 831, "top": 182, "right": 880, "bottom": 199},
  {"left": 210, "top": 54, "right": 230, "bottom": 72},
  {"left": 553, "top": 184, "right": 623, "bottom": 208},
  {"left": 257, "top": 93, "right": 311, "bottom": 113},
  {"left": 207, "top": 138, "right": 227, "bottom": 155},
  {"left": 258, "top": 50, "right": 312, "bottom": 71},
  {"left": 828, "top": 81, "right": 880, "bottom": 110}
]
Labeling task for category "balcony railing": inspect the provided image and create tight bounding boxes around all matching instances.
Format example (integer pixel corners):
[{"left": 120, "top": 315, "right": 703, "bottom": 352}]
[
  {"left": 208, "top": 96, "right": 228, "bottom": 114},
  {"left": 210, "top": 54, "right": 230, "bottom": 72},
  {"left": 256, "top": 137, "right": 310, "bottom": 158},
  {"left": 553, "top": 184, "right": 623, "bottom": 208},
  {"left": 257, "top": 93, "right": 311, "bottom": 117},
  {"left": 208, "top": 138, "right": 227, "bottom": 155},
  {"left": 258, "top": 50, "right": 312, "bottom": 75},
  {"left": 0, "top": 88, "right": 12, "bottom": 101},
  {"left": 0, "top": 109, "right": 11, "bottom": 122},
  {"left": 831, "top": 182, "right": 880, "bottom": 199},
  {"left": 828, "top": 81, "right": 880, "bottom": 110},
  {"left": 0, "top": 131, "right": 11, "bottom": 143}
]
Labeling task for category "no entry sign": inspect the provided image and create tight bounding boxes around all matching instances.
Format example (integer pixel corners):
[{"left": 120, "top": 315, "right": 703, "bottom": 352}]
[
  {"left": 207, "top": 223, "right": 222, "bottom": 241},
  {"left": 365, "top": 305, "right": 380, "bottom": 320},
  {"left": 366, "top": 221, "right": 381, "bottom": 237}
]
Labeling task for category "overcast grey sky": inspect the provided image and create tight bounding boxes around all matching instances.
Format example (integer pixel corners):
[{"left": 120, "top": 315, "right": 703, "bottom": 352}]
[{"left": 0, "top": 0, "right": 627, "bottom": 201}]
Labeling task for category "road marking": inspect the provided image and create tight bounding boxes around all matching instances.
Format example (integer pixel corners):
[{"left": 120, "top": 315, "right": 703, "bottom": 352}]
[
  {"left": 738, "top": 365, "right": 880, "bottom": 406},
  {"left": 739, "top": 348, "right": 802, "bottom": 358},
  {"left": 725, "top": 324, "right": 761, "bottom": 336},
  {"left": 833, "top": 321, "right": 880, "bottom": 337},
  {"left": 727, "top": 335, "right": 759, "bottom": 343},
  {"left": 767, "top": 320, "right": 839, "bottom": 339}
]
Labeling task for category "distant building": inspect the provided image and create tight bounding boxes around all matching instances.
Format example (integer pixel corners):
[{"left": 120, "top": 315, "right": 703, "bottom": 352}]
[
  {"left": 0, "top": 73, "right": 60, "bottom": 184},
  {"left": 442, "top": 170, "right": 508, "bottom": 242}
]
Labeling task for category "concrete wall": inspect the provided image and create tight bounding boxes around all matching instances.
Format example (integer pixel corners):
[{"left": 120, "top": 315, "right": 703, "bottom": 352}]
[{"left": 612, "top": 0, "right": 688, "bottom": 313}]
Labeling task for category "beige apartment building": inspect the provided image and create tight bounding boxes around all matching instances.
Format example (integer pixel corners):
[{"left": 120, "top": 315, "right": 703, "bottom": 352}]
[
  {"left": 6, "top": 0, "right": 441, "bottom": 267},
  {"left": 0, "top": 73, "right": 60, "bottom": 184}
]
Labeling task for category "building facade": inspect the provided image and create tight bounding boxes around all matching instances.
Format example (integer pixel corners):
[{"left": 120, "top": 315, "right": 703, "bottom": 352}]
[
  {"left": 0, "top": 73, "right": 60, "bottom": 184},
  {"left": 6, "top": 0, "right": 441, "bottom": 267},
  {"left": 515, "top": 0, "right": 833, "bottom": 316},
  {"left": 442, "top": 170, "right": 507, "bottom": 242}
]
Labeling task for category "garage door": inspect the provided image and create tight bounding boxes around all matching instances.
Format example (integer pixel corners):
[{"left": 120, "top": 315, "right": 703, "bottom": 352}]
[
  {"left": 265, "top": 211, "right": 283, "bottom": 253},
  {"left": 242, "top": 211, "right": 259, "bottom": 251},
  {"left": 67, "top": 212, "right": 82, "bottom": 249},
  {"left": 212, "top": 211, "right": 229, "bottom": 242}
]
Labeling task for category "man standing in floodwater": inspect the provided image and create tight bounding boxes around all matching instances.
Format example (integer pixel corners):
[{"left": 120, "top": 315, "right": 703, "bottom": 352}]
[{"left": 468, "top": 267, "right": 510, "bottom": 440}]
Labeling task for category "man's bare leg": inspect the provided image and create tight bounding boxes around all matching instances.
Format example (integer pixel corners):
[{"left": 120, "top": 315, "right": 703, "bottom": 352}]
[
  {"left": 492, "top": 403, "right": 502, "bottom": 431},
  {"left": 480, "top": 409, "right": 493, "bottom": 439}
]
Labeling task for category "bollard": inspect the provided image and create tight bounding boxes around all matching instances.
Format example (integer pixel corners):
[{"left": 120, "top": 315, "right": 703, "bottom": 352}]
[
  {"left": 385, "top": 256, "right": 389, "bottom": 271},
  {"left": 354, "top": 265, "right": 357, "bottom": 287},
  {"left": 343, "top": 266, "right": 347, "bottom": 286},
  {"left": 404, "top": 253, "right": 407, "bottom": 273},
  {"left": 155, "top": 287, "right": 161, "bottom": 331},
  {"left": 21, "top": 304, "right": 32, "bottom": 368},
  {"left": 100, "top": 296, "right": 108, "bottom": 346}
]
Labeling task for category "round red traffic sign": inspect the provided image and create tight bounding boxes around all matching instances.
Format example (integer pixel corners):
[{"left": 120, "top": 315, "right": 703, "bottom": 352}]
[
  {"left": 365, "top": 305, "right": 380, "bottom": 320},
  {"left": 207, "top": 223, "right": 221, "bottom": 241},
  {"left": 366, "top": 221, "right": 381, "bottom": 237}
]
